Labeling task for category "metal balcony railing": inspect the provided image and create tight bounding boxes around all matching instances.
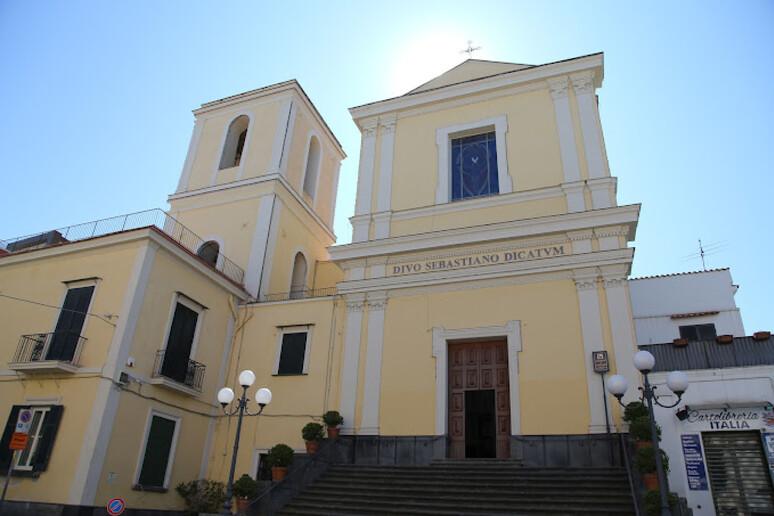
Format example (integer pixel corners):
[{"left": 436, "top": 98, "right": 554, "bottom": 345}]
[
  {"left": 12, "top": 331, "right": 87, "bottom": 366},
  {"left": 0, "top": 209, "right": 245, "bottom": 286},
  {"left": 152, "top": 349, "right": 205, "bottom": 392},
  {"left": 260, "top": 287, "right": 338, "bottom": 303}
]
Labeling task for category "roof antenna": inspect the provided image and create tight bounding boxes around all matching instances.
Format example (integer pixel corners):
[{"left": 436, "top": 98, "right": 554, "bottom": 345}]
[
  {"left": 460, "top": 40, "right": 481, "bottom": 58},
  {"left": 698, "top": 238, "right": 707, "bottom": 271}
]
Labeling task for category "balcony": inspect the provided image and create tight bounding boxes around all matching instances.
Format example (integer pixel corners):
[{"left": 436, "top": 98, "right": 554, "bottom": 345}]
[
  {"left": 9, "top": 332, "right": 86, "bottom": 373},
  {"left": 150, "top": 349, "right": 205, "bottom": 396}
]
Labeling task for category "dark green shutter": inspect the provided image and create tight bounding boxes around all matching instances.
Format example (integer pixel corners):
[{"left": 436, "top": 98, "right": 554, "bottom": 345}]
[
  {"left": 32, "top": 405, "right": 63, "bottom": 472},
  {"left": 161, "top": 303, "right": 198, "bottom": 383},
  {"left": 48, "top": 285, "right": 94, "bottom": 360},
  {"left": 278, "top": 332, "right": 307, "bottom": 375},
  {"left": 138, "top": 416, "right": 177, "bottom": 488},
  {"left": 0, "top": 406, "right": 24, "bottom": 470}
]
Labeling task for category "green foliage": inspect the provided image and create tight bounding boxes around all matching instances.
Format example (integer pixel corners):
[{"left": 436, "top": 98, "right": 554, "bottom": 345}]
[
  {"left": 322, "top": 410, "right": 344, "bottom": 427},
  {"left": 643, "top": 489, "right": 679, "bottom": 516},
  {"left": 302, "top": 422, "right": 325, "bottom": 442},
  {"left": 232, "top": 473, "right": 259, "bottom": 499},
  {"left": 629, "top": 416, "right": 661, "bottom": 441},
  {"left": 175, "top": 479, "right": 226, "bottom": 513},
  {"left": 266, "top": 443, "right": 294, "bottom": 468},
  {"left": 635, "top": 446, "right": 670, "bottom": 474},
  {"left": 623, "top": 401, "right": 648, "bottom": 423}
]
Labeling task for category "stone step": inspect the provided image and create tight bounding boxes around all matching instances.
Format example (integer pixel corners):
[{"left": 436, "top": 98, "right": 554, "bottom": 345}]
[
  {"left": 322, "top": 470, "right": 629, "bottom": 483},
  {"left": 315, "top": 476, "right": 630, "bottom": 491}
]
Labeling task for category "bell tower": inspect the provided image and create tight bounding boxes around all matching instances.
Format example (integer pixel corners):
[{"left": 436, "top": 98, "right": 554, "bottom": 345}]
[{"left": 167, "top": 81, "right": 345, "bottom": 299}]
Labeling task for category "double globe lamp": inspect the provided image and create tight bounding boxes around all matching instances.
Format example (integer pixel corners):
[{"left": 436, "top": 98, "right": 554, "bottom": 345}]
[
  {"left": 606, "top": 350, "right": 689, "bottom": 516},
  {"left": 217, "top": 370, "right": 272, "bottom": 515}
]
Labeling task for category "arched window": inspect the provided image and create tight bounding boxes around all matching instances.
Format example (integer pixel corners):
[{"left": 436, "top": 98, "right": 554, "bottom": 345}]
[
  {"left": 197, "top": 240, "right": 220, "bottom": 267},
  {"left": 219, "top": 115, "right": 249, "bottom": 169},
  {"left": 302, "top": 136, "right": 321, "bottom": 198},
  {"left": 289, "top": 252, "right": 308, "bottom": 300}
]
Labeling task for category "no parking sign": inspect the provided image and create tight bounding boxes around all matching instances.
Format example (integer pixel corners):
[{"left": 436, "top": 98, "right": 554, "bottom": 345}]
[{"left": 106, "top": 497, "right": 126, "bottom": 515}]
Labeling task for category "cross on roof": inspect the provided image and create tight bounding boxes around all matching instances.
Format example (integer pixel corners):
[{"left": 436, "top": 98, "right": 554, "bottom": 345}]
[{"left": 461, "top": 40, "right": 481, "bottom": 58}]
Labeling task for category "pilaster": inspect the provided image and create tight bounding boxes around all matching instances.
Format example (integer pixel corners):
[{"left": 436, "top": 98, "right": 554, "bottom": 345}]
[
  {"left": 571, "top": 72, "right": 607, "bottom": 180},
  {"left": 360, "top": 292, "right": 388, "bottom": 434},
  {"left": 561, "top": 181, "right": 586, "bottom": 213},
  {"left": 548, "top": 77, "right": 582, "bottom": 185},
  {"left": 353, "top": 118, "right": 378, "bottom": 242},
  {"left": 567, "top": 229, "right": 593, "bottom": 254},
  {"left": 176, "top": 119, "right": 203, "bottom": 193},
  {"left": 587, "top": 177, "right": 617, "bottom": 209},
  {"left": 340, "top": 293, "right": 366, "bottom": 434}
]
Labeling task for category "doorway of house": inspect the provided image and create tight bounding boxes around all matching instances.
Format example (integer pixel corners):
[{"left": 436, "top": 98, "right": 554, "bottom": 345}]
[{"left": 448, "top": 340, "right": 510, "bottom": 458}]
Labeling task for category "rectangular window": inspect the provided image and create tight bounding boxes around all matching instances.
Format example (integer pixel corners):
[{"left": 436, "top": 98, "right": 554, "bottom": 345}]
[
  {"left": 256, "top": 452, "right": 271, "bottom": 481},
  {"left": 277, "top": 331, "right": 308, "bottom": 375},
  {"left": 137, "top": 414, "right": 178, "bottom": 489},
  {"left": 679, "top": 324, "right": 717, "bottom": 341},
  {"left": 48, "top": 285, "right": 95, "bottom": 361},
  {"left": 161, "top": 301, "right": 200, "bottom": 384},
  {"left": 451, "top": 131, "right": 499, "bottom": 201},
  {"left": 0, "top": 405, "right": 64, "bottom": 474}
]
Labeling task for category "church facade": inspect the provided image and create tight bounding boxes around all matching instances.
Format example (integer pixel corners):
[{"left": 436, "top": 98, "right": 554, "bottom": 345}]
[{"left": 0, "top": 52, "right": 646, "bottom": 510}]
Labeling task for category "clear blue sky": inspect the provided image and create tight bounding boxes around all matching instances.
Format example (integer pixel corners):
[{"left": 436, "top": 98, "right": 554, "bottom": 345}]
[{"left": 1, "top": 1, "right": 771, "bottom": 332}]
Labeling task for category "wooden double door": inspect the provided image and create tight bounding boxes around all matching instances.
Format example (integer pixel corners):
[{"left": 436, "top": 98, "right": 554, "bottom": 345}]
[{"left": 448, "top": 340, "right": 510, "bottom": 458}]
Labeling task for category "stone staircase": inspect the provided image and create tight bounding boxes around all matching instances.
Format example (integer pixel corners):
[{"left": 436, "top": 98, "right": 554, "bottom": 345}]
[{"left": 279, "top": 459, "right": 636, "bottom": 515}]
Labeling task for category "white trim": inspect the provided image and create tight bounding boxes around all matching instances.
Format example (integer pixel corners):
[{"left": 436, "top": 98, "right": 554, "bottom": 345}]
[
  {"left": 259, "top": 196, "right": 282, "bottom": 300},
  {"left": 548, "top": 77, "right": 582, "bottom": 185},
  {"left": 435, "top": 115, "right": 511, "bottom": 204},
  {"left": 70, "top": 242, "right": 158, "bottom": 504},
  {"left": 571, "top": 72, "right": 606, "bottom": 180},
  {"left": 431, "top": 321, "right": 522, "bottom": 436},
  {"left": 601, "top": 268, "right": 639, "bottom": 407},
  {"left": 376, "top": 117, "right": 396, "bottom": 213},
  {"left": 329, "top": 161, "right": 341, "bottom": 229},
  {"left": 176, "top": 120, "right": 203, "bottom": 193},
  {"left": 245, "top": 195, "right": 276, "bottom": 298},
  {"left": 159, "top": 292, "right": 206, "bottom": 362},
  {"left": 359, "top": 292, "right": 388, "bottom": 434},
  {"left": 350, "top": 53, "right": 604, "bottom": 120},
  {"left": 340, "top": 294, "right": 366, "bottom": 433},
  {"left": 353, "top": 120, "right": 378, "bottom": 241},
  {"left": 210, "top": 112, "right": 254, "bottom": 186},
  {"left": 272, "top": 325, "right": 313, "bottom": 375},
  {"left": 269, "top": 98, "right": 293, "bottom": 175},
  {"left": 13, "top": 406, "right": 51, "bottom": 471},
  {"left": 330, "top": 204, "right": 640, "bottom": 262},
  {"left": 279, "top": 100, "right": 298, "bottom": 177},
  {"left": 300, "top": 130, "right": 323, "bottom": 202},
  {"left": 573, "top": 269, "right": 609, "bottom": 433},
  {"left": 47, "top": 278, "right": 99, "bottom": 365},
  {"left": 132, "top": 410, "right": 182, "bottom": 490},
  {"left": 588, "top": 177, "right": 616, "bottom": 210}
]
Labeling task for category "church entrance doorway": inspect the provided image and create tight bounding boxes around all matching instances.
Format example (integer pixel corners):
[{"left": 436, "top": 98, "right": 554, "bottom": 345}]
[{"left": 448, "top": 340, "right": 510, "bottom": 458}]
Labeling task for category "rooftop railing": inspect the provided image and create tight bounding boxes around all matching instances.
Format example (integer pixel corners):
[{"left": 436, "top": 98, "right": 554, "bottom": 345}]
[
  {"left": 259, "top": 287, "right": 338, "bottom": 303},
  {"left": 0, "top": 209, "right": 245, "bottom": 286}
]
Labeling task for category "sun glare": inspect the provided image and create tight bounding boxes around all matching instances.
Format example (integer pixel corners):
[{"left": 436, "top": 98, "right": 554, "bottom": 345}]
[{"left": 388, "top": 30, "right": 483, "bottom": 97}]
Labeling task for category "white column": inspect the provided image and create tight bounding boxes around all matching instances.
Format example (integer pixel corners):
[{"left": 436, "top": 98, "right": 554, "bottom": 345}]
[
  {"left": 270, "top": 98, "right": 295, "bottom": 177},
  {"left": 360, "top": 292, "right": 388, "bottom": 434},
  {"left": 601, "top": 268, "right": 640, "bottom": 411},
  {"left": 573, "top": 269, "right": 610, "bottom": 433},
  {"left": 340, "top": 294, "right": 366, "bottom": 434},
  {"left": 548, "top": 77, "right": 581, "bottom": 184},
  {"left": 571, "top": 72, "right": 606, "bottom": 181},
  {"left": 352, "top": 119, "right": 378, "bottom": 242},
  {"left": 176, "top": 119, "right": 203, "bottom": 193},
  {"left": 374, "top": 116, "right": 396, "bottom": 239}
]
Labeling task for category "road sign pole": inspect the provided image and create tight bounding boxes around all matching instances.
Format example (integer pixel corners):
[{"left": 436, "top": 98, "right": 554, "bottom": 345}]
[{"left": 1, "top": 449, "right": 17, "bottom": 505}]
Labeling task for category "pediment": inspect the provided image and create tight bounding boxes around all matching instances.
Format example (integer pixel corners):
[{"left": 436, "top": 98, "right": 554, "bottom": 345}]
[{"left": 407, "top": 59, "right": 534, "bottom": 95}]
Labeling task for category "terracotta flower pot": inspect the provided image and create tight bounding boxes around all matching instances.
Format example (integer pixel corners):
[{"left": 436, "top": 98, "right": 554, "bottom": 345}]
[
  {"left": 716, "top": 334, "right": 733, "bottom": 344},
  {"left": 235, "top": 497, "right": 251, "bottom": 514},
  {"left": 642, "top": 472, "right": 658, "bottom": 490},
  {"left": 327, "top": 426, "right": 340, "bottom": 439},
  {"left": 271, "top": 466, "right": 288, "bottom": 482},
  {"left": 754, "top": 331, "right": 771, "bottom": 341},
  {"left": 305, "top": 440, "right": 320, "bottom": 454},
  {"left": 673, "top": 338, "right": 689, "bottom": 347},
  {"left": 635, "top": 439, "right": 653, "bottom": 450}
]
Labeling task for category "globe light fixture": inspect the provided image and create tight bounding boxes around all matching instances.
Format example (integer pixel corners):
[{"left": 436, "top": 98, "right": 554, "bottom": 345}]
[
  {"left": 255, "top": 387, "right": 272, "bottom": 407},
  {"left": 217, "top": 387, "right": 235, "bottom": 406},
  {"left": 238, "top": 369, "right": 256, "bottom": 388},
  {"left": 606, "top": 351, "right": 689, "bottom": 516}
]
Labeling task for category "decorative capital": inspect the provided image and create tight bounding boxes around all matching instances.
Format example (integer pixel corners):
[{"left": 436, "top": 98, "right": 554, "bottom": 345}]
[
  {"left": 574, "top": 278, "right": 598, "bottom": 291},
  {"left": 603, "top": 277, "right": 627, "bottom": 288},
  {"left": 346, "top": 300, "right": 365, "bottom": 313},
  {"left": 570, "top": 71, "right": 595, "bottom": 95},
  {"left": 367, "top": 292, "right": 388, "bottom": 312},
  {"left": 379, "top": 114, "right": 397, "bottom": 134},
  {"left": 361, "top": 118, "right": 378, "bottom": 137},
  {"left": 573, "top": 268, "right": 599, "bottom": 291},
  {"left": 547, "top": 77, "right": 570, "bottom": 99}
]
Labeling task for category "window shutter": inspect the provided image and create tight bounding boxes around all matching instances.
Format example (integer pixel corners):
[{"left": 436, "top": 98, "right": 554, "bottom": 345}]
[
  {"left": 278, "top": 332, "right": 307, "bottom": 375},
  {"left": 32, "top": 405, "right": 63, "bottom": 473},
  {"left": 0, "top": 405, "right": 24, "bottom": 470}
]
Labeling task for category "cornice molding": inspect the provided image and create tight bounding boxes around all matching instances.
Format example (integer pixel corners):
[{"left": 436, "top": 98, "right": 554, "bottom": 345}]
[{"left": 547, "top": 77, "right": 570, "bottom": 99}]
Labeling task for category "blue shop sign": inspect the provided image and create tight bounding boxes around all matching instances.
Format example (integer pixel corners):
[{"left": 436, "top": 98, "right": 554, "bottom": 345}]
[{"left": 681, "top": 434, "right": 708, "bottom": 491}]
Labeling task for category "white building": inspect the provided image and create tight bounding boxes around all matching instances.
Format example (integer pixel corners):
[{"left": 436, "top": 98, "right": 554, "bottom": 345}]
[{"left": 629, "top": 268, "right": 745, "bottom": 345}]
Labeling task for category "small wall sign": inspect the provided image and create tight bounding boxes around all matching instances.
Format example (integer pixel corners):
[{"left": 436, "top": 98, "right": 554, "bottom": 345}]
[
  {"left": 681, "top": 434, "right": 709, "bottom": 490},
  {"left": 592, "top": 351, "right": 609, "bottom": 373},
  {"left": 106, "top": 497, "right": 126, "bottom": 516}
]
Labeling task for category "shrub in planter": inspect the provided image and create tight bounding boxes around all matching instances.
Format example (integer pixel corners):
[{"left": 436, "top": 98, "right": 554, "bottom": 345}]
[
  {"left": 266, "top": 444, "right": 294, "bottom": 481},
  {"left": 623, "top": 401, "right": 648, "bottom": 423},
  {"left": 302, "top": 422, "right": 325, "bottom": 454},
  {"left": 635, "top": 446, "right": 670, "bottom": 474},
  {"left": 643, "top": 489, "right": 679, "bottom": 516},
  {"left": 629, "top": 416, "right": 661, "bottom": 443},
  {"left": 322, "top": 410, "right": 344, "bottom": 439},
  {"left": 175, "top": 479, "right": 226, "bottom": 513},
  {"left": 233, "top": 473, "right": 259, "bottom": 499}
]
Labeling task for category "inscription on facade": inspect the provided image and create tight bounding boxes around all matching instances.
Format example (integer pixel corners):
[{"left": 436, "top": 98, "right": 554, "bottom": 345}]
[{"left": 389, "top": 244, "right": 568, "bottom": 276}]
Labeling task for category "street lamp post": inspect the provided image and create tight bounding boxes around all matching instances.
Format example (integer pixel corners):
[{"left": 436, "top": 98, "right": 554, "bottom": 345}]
[
  {"left": 218, "top": 370, "right": 272, "bottom": 515},
  {"left": 606, "top": 350, "right": 689, "bottom": 516}
]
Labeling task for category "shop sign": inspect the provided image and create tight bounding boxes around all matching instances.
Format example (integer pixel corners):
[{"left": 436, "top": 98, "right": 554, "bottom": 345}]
[
  {"left": 762, "top": 433, "right": 774, "bottom": 486},
  {"left": 388, "top": 244, "right": 568, "bottom": 276},
  {"left": 685, "top": 407, "right": 774, "bottom": 431},
  {"left": 681, "top": 434, "right": 708, "bottom": 490}
]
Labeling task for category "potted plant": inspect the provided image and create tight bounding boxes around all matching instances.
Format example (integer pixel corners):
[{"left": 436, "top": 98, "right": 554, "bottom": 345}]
[
  {"left": 635, "top": 446, "right": 669, "bottom": 490},
  {"left": 643, "top": 489, "right": 679, "bottom": 516},
  {"left": 232, "top": 474, "right": 259, "bottom": 513},
  {"left": 175, "top": 479, "right": 226, "bottom": 513},
  {"left": 266, "top": 444, "right": 294, "bottom": 482},
  {"left": 754, "top": 331, "right": 771, "bottom": 341},
  {"left": 623, "top": 401, "right": 648, "bottom": 423},
  {"left": 716, "top": 334, "right": 733, "bottom": 344},
  {"left": 672, "top": 337, "right": 689, "bottom": 347},
  {"left": 322, "top": 410, "right": 343, "bottom": 439},
  {"left": 302, "top": 422, "right": 325, "bottom": 454}
]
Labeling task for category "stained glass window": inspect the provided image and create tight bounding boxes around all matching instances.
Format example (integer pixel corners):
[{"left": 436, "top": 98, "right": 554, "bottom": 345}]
[{"left": 451, "top": 131, "right": 499, "bottom": 201}]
